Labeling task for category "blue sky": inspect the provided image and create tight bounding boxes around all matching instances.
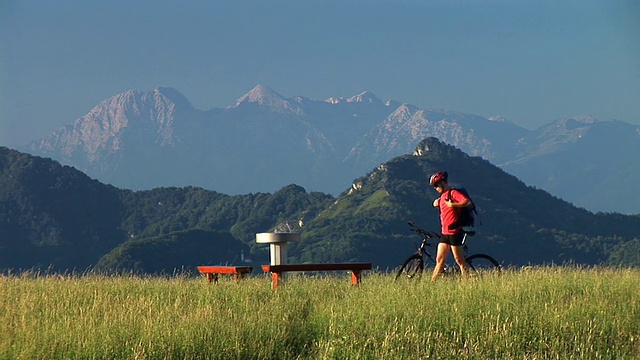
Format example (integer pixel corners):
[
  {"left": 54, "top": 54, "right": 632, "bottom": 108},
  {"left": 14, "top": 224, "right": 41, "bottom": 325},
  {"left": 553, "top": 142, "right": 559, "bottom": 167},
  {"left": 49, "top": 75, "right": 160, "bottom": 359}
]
[{"left": 1, "top": 0, "right": 638, "bottom": 148}]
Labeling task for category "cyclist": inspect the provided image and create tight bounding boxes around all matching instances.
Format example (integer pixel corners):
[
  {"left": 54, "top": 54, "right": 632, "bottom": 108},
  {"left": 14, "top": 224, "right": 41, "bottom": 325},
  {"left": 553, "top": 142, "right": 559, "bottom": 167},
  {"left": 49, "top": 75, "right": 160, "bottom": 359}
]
[{"left": 429, "top": 170, "right": 471, "bottom": 281}]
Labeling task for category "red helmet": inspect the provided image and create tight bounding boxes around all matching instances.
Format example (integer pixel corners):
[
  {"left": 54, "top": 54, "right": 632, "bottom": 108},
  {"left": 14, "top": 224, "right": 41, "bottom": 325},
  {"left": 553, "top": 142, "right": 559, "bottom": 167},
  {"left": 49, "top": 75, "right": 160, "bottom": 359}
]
[{"left": 429, "top": 171, "right": 448, "bottom": 186}]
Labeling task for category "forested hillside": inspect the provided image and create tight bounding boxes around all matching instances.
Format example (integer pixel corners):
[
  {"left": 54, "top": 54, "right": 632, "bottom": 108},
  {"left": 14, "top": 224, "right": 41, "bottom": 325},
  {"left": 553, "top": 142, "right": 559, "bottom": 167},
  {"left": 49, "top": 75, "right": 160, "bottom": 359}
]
[
  {"left": 0, "top": 146, "right": 333, "bottom": 272},
  {"left": 1, "top": 142, "right": 638, "bottom": 273}
]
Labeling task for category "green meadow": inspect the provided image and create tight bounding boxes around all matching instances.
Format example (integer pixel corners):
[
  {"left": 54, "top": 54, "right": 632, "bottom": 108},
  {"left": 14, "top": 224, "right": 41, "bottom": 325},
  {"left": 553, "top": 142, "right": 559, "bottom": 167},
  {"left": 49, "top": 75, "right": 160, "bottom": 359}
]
[{"left": 1, "top": 268, "right": 638, "bottom": 359}]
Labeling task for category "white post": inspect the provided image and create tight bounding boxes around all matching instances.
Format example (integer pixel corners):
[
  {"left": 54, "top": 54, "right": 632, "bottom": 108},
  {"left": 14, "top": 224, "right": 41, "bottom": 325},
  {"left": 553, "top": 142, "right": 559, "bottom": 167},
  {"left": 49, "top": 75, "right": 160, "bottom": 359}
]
[{"left": 269, "top": 243, "right": 287, "bottom": 265}]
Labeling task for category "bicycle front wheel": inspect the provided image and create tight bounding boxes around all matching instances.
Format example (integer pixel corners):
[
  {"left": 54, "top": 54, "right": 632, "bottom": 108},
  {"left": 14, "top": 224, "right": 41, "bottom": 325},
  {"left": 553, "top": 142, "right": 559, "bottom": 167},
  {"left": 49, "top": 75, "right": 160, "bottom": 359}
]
[
  {"left": 395, "top": 254, "right": 424, "bottom": 280},
  {"left": 466, "top": 254, "right": 500, "bottom": 273}
]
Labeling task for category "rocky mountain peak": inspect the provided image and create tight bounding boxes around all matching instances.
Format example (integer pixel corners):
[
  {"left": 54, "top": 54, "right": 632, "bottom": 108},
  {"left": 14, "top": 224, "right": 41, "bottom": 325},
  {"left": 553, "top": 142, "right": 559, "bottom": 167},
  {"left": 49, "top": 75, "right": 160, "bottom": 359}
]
[
  {"left": 94, "top": 87, "right": 191, "bottom": 114},
  {"left": 232, "top": 84, "right": 304, "bottom": 115},
  {"left": 323, "top": 91, "right": 385, "bottom": 106},
  {"left": 325, "top": 96, "right": 343, "bottom": 104},
  {"left": 413, "top": 137, "right": 448, "bottom": 156},
  {"left": 28, "top": 88, "right": 191, "bottom": 161},
  {"left": 346, "top": 91, "right": 382, "bottom": 104},
  {"left": 390, "top": 103, "right": 419, "bottom": 119},
  {"left": 235, "top": 84, "right": 283, "bottom": 106}
]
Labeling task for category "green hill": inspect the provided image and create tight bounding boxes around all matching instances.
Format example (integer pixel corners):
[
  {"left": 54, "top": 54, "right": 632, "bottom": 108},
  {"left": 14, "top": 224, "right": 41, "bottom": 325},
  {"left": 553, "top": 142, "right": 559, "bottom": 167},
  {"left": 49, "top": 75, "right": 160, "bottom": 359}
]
[
  {"left": 293, "top": 138, "right": 640, "bottom": 268},
  {"left": 1, "top": 141, "right": 638, "bottom": 273}
]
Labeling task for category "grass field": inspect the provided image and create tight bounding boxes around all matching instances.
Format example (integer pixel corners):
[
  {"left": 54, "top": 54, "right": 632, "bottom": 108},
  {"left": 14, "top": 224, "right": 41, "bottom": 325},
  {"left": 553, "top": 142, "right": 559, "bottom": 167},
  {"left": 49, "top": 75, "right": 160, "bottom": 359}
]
[{"left": 1, "top": 267, "right": 638, "bottom": 359}]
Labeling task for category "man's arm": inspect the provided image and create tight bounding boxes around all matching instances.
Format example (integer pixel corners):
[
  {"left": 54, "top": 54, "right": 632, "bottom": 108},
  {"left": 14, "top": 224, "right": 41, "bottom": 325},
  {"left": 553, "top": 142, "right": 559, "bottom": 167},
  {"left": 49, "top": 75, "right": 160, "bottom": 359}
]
[{"left": 445, "top": 190, "right": 471, "bottom": 208}]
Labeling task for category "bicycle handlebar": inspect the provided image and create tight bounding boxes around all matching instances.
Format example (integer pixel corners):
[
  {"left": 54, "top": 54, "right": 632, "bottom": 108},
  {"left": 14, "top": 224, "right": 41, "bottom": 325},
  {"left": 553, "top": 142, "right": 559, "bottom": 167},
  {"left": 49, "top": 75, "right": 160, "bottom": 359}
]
[{"left": 407, "top": 221, "right": 439, "bottom": 239}]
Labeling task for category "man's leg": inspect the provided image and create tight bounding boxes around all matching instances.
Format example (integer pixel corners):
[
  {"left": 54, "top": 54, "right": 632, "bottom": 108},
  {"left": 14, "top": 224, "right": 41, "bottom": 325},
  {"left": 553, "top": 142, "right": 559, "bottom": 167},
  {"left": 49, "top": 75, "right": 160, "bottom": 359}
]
[
  {"left": 451, "top": 245, "right": 469, "bottom": 277},
  {"left": 432, "top": 242, "right": 451, "bottom": 282}
]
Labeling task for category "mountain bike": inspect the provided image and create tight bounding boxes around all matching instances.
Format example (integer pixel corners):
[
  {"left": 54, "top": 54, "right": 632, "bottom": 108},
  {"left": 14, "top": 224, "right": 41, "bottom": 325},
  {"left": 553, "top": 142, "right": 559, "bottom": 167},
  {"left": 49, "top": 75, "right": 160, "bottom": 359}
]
[{"left": 395, "top": 221, "right": 500, "bottom": 279}]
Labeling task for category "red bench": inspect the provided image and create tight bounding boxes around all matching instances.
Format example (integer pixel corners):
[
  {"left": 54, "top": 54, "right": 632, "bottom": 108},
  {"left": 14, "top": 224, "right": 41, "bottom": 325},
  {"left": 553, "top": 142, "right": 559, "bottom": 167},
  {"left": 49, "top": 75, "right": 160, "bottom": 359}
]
[
  {"left": 261, "top": 263, "right": 373, "bottom": 289},
  {"left": 197, "top": 266, "right": 253, "bottom": 283}
]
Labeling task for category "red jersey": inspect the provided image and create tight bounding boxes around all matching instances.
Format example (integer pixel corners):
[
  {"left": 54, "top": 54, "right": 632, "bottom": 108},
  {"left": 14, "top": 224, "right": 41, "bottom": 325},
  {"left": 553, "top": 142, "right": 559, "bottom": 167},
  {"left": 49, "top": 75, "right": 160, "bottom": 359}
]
[{"left": 437, "top": 189, "right": 469, "bottom": 235}]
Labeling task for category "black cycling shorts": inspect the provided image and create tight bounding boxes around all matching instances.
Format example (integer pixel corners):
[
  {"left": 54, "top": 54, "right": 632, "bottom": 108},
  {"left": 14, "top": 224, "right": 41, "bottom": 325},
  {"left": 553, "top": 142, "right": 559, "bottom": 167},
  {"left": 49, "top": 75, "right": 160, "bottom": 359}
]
[{"left": 440, "top": 233, "right": 465, "bottom": 246}]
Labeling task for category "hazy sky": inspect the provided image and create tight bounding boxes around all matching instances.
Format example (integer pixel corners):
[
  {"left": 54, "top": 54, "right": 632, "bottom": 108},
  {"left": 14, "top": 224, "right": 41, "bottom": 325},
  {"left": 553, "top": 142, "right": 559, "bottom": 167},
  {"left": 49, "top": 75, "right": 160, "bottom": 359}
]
[{"left": 1, "top": 0, "right": 639, "bottom": 148}]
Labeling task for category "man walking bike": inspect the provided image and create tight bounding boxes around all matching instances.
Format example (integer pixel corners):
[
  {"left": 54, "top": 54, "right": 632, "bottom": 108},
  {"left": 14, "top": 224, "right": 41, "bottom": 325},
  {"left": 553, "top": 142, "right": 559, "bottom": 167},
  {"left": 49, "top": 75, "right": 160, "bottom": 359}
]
[{"left": 429, "top": 170, "right": 472, "bottom": 281}]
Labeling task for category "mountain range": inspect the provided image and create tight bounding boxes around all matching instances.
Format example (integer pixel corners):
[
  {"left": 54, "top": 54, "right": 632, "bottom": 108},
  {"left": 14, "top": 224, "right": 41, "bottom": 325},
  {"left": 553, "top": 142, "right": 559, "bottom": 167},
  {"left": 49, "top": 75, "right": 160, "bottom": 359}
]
[{"left": 22, "top": 84, "right": 640, "bottom": 214}]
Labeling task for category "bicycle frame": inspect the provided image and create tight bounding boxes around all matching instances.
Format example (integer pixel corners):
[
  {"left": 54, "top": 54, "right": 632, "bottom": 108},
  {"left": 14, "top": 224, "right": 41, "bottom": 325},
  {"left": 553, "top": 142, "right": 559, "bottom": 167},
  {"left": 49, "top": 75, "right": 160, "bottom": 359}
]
[{"left": 396, "top": 221, "right": 500, "bottom": 279}]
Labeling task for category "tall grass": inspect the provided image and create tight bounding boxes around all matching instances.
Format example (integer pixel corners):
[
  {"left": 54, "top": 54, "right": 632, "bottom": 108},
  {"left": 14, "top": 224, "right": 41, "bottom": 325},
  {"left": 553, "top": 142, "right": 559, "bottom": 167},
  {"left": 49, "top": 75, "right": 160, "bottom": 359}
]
[{"left": 1, "top": 267, "right": 638, "bottom": 359}]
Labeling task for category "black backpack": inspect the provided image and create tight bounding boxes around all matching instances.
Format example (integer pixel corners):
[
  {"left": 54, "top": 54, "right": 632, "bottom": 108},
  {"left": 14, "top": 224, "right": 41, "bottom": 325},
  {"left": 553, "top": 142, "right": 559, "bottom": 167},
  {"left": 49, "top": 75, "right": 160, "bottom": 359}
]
[{"left": 447, "top": 187, "right": 478, "bottom": 232}]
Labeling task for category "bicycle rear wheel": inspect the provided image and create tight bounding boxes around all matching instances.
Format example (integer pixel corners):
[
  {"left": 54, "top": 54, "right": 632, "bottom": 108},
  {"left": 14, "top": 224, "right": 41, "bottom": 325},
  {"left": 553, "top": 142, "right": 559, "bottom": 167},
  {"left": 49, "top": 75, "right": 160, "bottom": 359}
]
[
  {"left": 466, "top": 253, "right": 500, "bottom": 273},
  {"left": 395, "top": 254, "right": 424, "bottom": 280}
]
